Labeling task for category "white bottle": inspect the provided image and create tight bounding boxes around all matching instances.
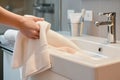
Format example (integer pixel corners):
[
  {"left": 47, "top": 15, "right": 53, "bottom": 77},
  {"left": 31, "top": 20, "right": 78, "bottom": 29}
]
[{"left": 69, "top": 13, "right": 82, "bottom": 36}]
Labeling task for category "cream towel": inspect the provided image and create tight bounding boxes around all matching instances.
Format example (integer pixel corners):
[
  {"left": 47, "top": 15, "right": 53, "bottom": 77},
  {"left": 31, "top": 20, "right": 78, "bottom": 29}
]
[{"left": 12, "top": 21, "right": 81, "bottom": 80}]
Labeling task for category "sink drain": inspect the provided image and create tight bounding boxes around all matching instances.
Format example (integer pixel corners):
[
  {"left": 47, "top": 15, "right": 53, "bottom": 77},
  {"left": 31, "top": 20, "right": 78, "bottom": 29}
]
[{"left": 98, "top": 47, "right": 103, "bottom": 52}]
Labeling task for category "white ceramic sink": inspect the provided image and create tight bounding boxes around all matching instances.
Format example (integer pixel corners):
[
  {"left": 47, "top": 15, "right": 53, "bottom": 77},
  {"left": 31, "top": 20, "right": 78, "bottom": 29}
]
[
  {"left": 50, "top": 35, "right": 120, "bottom": 80},
  {"left": 1, "top": 33, "right": 120, "bottom": 80},
  {"left": 71, "top": 35, "right": 120, "bottom": 59}
]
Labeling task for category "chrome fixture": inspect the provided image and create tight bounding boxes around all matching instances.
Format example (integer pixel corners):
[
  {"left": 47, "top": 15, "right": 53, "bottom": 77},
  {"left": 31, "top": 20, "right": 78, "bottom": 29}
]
[
  {"left": 95, "top": 12, "right": 116, "bottom": 43},
  {"left": 33, "top": 4, "right": 54, "bottom": 13},
  {"left": 33, "top": 0, "right": 54, "bottom": 14},
  {"left": 5, "top": 5, "right": 13, "bottom": 11}
]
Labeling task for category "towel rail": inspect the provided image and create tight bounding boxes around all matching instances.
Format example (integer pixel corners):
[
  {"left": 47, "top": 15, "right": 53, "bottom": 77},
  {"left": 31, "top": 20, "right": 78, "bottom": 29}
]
[{"left": 0, "top": 43, "right": 13, "bottom": 55}]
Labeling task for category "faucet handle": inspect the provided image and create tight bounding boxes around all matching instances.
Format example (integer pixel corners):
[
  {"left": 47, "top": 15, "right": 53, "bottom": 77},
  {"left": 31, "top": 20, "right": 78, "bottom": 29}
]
[
  {"left": 98, "top": 12, "right": 111, "bottom": 17},
  {"left": 98, "top": 12, "right": 116, "bottom": 17},
  {"left": 99, "top": 12, "right": 109, "bottom": 16}
]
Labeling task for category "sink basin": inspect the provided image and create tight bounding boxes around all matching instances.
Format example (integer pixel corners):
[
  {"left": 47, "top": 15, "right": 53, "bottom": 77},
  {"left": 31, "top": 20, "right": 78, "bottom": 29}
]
[
  {"left": 71, "top": 35, "right": 120, "bottom": 58},
  {"left": 1, "top": 33, "right": 120, "bottom": 80},
  {"left": 50, "top": 35, "right": 120, "bottom": 80}
]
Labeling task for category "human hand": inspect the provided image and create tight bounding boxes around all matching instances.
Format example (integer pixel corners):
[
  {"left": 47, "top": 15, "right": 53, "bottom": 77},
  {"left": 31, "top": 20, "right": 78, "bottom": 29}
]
[{"left": 18, "top": 15, "right": 44, "bottom": 39}]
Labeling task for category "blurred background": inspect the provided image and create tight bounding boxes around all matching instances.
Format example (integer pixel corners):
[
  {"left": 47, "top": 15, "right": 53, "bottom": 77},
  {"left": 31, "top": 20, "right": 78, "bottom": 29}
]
[{"left": 0, "top": 0, "right": 61, "bottom": 34}]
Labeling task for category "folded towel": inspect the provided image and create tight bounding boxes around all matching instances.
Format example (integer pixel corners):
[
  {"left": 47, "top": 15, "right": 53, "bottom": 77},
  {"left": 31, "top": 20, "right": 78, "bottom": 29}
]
[
  {"left": 0, "top": 29, "right": 18, "bottom": 48},
  {"left": 4, "top": 29, "right": 18, "bottom": 42},
  {"left": 12, "top": 21, "right": 81, "bottom": 80}
]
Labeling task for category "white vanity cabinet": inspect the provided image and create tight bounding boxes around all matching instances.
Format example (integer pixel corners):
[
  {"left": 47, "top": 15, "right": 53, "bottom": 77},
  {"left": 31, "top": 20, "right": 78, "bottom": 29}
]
[
  {"left": 30, "top": 70, "right": 70, "bottom": 80},
  {"left": 0, "top": 48, "right": 3, "bottom": 80},
  {"left": 3, "top": 50, "right": 21, "bottom": 80},
  {"left": 3, "top": 48, "right": 70, "bottom": 80}
]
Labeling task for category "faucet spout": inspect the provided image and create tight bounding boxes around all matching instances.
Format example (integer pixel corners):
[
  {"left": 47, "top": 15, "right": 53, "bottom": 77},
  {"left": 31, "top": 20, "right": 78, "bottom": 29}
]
[
  {"left": 95, "top": 12, "right": 116, "bottom": 43},
  {"left": 95, "top": 21, "right": 112, "bottom": 27}
]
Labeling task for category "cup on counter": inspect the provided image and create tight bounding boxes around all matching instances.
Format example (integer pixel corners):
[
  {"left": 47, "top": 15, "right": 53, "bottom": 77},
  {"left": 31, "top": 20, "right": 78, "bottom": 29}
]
[
  {"left": 69, "top": 13, "right": 82, "bottom": 36},
  {"left": 70, "top": 23, "right": 81, "bottom": 36}
]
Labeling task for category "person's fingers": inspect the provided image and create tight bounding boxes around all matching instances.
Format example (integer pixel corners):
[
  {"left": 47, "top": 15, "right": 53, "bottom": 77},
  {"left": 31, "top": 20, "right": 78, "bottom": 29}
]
[
  {"left": 34, "top": 17, "right": 44, "bottom": 22},
  {"left": 29, "top": 36, "right": 38, "bottom": 39},
  {"left": 32, "top": 29, "right": 40, "bottom": 39},
  {"left": 28, "top": 34, "right": 39, "bottom": 39},
  {"left": 24, "top": 15, "right": 44, "bottom": 22},
  {"left": 35, "top": 24, "right": 40, "bottom": 32},
  {"left": 32, "top": 35, "right": 39, "bottom": 39}
]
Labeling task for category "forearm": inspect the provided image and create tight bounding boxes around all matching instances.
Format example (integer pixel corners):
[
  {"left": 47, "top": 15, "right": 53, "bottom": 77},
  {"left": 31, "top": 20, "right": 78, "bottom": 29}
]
[
  {"left": 0, "top": 6, "right": 43, "bottom": 39},
  {"left": 0, "top": 6, "right": 23, "bottom": 29}
]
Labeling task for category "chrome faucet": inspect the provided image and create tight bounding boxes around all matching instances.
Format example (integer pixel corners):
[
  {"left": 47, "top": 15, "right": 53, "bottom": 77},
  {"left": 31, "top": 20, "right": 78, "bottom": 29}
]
[{"left": 95, "top": 12, "right": 116, "bottom": 43}]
